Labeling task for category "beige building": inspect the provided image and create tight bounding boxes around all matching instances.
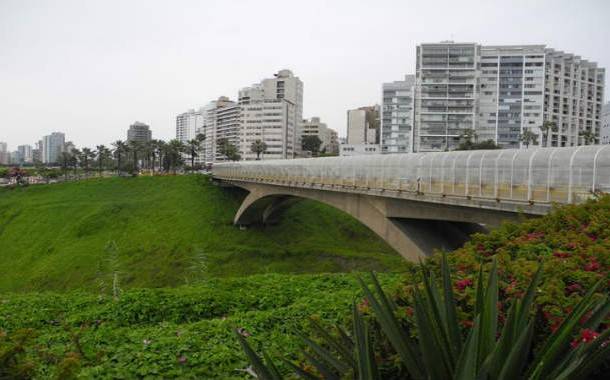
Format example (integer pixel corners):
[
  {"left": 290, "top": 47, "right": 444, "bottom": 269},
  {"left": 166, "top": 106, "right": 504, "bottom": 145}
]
[
  {"left": 301, "top": 117, "right": 338, "bottom": 154},
  {"left": 347, "top": 106, "right": 379, "bottom": 145},
  {"left": 239, "top": 70, "right": 304, "bottom": 160}
]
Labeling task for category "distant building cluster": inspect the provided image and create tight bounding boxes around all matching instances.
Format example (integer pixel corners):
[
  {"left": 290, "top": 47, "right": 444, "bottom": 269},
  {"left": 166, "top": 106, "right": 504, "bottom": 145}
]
[
  {"left": 175, "top": 69, "right": 339, "bottom": 163},
  {"left": 2, "top": 42, "right": 606, "bottom": 165},
  {"left": 365, "top": 42, "right": 606, "bottom": 157}
]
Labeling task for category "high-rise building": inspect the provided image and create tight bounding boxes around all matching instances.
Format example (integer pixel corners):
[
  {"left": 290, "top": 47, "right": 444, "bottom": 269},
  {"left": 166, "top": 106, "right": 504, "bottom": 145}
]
[
  {"left": 0, "top": 142, "right": 9, "bottom": 165},
  {"left": 413, "top": 42, "right": 605, "bottom": 152},
  {"left": 601, "top": 103, "right": 610, "bottom": 145},
  {"left": 199, "top": 97, "right": 240, "bottom": 163},
  {"left": 381, "top": 75, "right": 415, "bottom": 153},
  {"left": 239, "top": 69, "right": 304, "bottom": 160},
  {"left": 346, "top": 106, "right": 380, "bottom": 145},
  {"left": 32, "top": 140, "right": 42, "bottom": 163},
  {"left": 17, "top": 145, "right": 33, "bottom": 164},
  {"left": 414, "top": 42, "right": 479, "bottom": 152},
  {"left": 42, "top": 132, "right": 65, "bottom": 164},
  {"left": 301, "top": 117, "right": 338, "bottom": 154},
  {"left": 176, "top": 109, "right": 204, "bottom": 144},
  {"left": 127, "top": 121, "right": 152, "bottom": 143}
]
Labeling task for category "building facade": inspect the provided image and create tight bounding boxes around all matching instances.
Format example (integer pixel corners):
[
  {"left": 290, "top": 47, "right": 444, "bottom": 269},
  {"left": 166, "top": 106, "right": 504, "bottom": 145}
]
[
  {"left": 0, "top": 142, "right": 8, "bottom": 165},
  {"left": 198, "top": 97, "right": 240, "bottom": 163},
  {"left": 239, "top": 70, "right": 304, "bottom": 161},
  {"left": 602, "top": 103, "right": 610, "bottom": 144},
  {"left": 17, "top": 145, "right": 33, "bottom": 164},
  {"left": 413, "top": 42, "right": 605, "bottom": 152},
  {"left": 127, "top": 121, "right": 152, "bottom": 143},
  {"left": 381, "top": 75, "right": 415, "bottom": 153},
  {"left": 176, "top": 109, "right": 204, "bottom": 144},
  {"left": 301, "top": 117, "right": 338, "bottom": 154},
  {"left": 42, "top": 132, "right": 65, "bottom": 164},
  {"left": 339, "top": 144, "right": 381, "bottom": 156},
  {"left": 346, "top": 106, "right": 380, "bottom": 145}
]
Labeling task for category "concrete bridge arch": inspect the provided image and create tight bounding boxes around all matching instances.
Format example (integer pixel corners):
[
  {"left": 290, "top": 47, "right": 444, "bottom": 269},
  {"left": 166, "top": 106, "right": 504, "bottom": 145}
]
[{"left": 228, "top": 181, "right": 519, "bottom": 261}]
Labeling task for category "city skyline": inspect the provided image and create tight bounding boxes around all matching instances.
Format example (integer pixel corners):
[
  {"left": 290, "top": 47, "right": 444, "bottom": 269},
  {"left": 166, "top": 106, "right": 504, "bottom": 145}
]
[{"left": 2, "top": 0, "right": 610, "bottom": 149}]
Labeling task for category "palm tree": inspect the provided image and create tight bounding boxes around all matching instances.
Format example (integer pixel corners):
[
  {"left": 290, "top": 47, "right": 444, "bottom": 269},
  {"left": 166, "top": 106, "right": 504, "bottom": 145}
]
[
  {"left": 539, "top": 121, "right": 557, "bottom": 147},
  {"left": 96, "top": 145, "right": 111, "bottom": 176},
  {"left": 519, "top": 129, "right": 538, "bottom": 149},
  {"left": 80, "top": 147, "right": 95, "bottom": 177},
  {"left": 59, "top": 152, "right": 72, "bottom": 180},
  {"left": 165, "top": 139, "right": 185, "bottom": 174},
  {"left": 112, "top": 140, "right": 127, "bottom": 175},
  {"left": 579, "top": 129, "right": 596, "bottom": 145},
  {"left": 250, "top": 139, "right": 268, "bottom": 160},
  {"left": 217, "top": 138, "right": 241, "bottom": 161},
  {"left": 156, "top": 140, "right": 167, "bottom": 173},
  {"left": 70, "top": 148, "right": 81, "bottom": 177},
  {"left": 185, "top": 138, "right": 203, "bottom": 172},
  {"left": 127, "top": 140, "right": 141, "bottom": 175}
]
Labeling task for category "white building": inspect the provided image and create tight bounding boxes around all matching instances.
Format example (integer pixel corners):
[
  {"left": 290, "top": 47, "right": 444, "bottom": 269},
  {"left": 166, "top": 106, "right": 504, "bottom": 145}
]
[
  {"left": 0, "top": 142, "right": 8, "bottom": 165},
  {"left": 339, "top": 144, "right": 381, "bottom": 156},
  {"left": 42, "top": 132, "right": 65, "bottom": 164},
  {"left": 381, "top": 75, "right": 415, "bottom": 153},
  {"left": 301, "top": 117, "right": 338, "bottom": 154},
  {"left": 199, "top": 97, "right": 240, "bottom": 163},
  {"left": 17, "top": 145, "right": 33, "bottom": 164},
  {"left": 601, "top": 103, "right": 610, "bottom": 145},
  {"left": 413, "top": 42, "right": 605, "bottom": 152},
  {"left": 239, "top": 69, "right": 304, "bottom": 160},
  {"left": 176, "top": 108, "right": 204, "bottom": 144},
  {"left": 346, "top": 106, "right": 379, "bottom": 145}
]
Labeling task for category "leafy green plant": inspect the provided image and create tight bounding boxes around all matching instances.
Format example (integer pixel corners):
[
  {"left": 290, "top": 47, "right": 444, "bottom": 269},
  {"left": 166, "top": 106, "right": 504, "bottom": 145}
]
[{"left": 238, "top": 254, "right": 610, "bottom": 379}]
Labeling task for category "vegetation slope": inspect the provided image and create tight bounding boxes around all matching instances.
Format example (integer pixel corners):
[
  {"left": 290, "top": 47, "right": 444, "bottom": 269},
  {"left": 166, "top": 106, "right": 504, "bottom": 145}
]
[{"left": 0, "top": 175, "right": 404, "bottom": 292}]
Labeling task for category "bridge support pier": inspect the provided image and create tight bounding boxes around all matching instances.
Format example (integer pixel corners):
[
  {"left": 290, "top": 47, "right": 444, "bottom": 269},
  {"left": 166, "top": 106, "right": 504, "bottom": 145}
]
[{"left": 230, "top": 182, "right": 507, "bottom": 261}]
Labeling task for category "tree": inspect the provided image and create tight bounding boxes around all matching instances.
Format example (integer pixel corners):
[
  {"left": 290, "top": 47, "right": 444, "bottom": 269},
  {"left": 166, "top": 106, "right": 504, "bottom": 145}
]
[
  {"left": 70, "top": 148, "right": 81, "bottom": 177},
  {"left": 519, "top": 129, "right": 538, "bottom": 148},
  {"left": 59, "top": 152, "right": 72, "bottom": 180},
  {"left": 127, "top": 140, "right": 141, "bottom": 175},
  {"left": 579, "top": 129, "right": 596, "bottom": 145},
  {"left": 539, "top": 121, "right": 557, "bottom": 147},
  {"left": 217, "top": 138, "right": 240, "bottom": 161},
  {"left": 80, "top": 147, "right": 95, "bottom": 176},
  {"left": 301, "top": 135, "right": 323, "bottom": 156},
  {"left": 96, "top": 145, "right": 111, "bottom": 176},
  {"left": 250, "top": 139, "right": 268, "bottom": 160},
  {"left": 112, "top": 140, "right": 127, "bottom": 175},
  {"left": 185, "top": 137, "right": 204, "bottom": 171},
  {"left": 164, "top": 139, "right": 185, "bottom": 173}
]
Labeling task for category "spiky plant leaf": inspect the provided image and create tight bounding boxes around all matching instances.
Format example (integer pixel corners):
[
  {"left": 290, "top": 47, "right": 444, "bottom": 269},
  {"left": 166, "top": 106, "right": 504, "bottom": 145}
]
[
  {"left": 441, "top": 252, "right": 462, "bottom": 358},
  {"left": 235, "top": 330, "right": 281, "bottom": 380}
]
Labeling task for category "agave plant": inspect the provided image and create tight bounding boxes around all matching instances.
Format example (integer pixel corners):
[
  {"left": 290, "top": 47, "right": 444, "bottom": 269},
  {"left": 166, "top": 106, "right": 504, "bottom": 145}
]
[{"left": 237, "top": 253, "right": 610, "bottom": 379}]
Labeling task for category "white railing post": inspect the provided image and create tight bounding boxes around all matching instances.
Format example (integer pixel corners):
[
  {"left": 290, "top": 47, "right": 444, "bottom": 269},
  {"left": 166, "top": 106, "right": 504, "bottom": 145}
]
[
  {"left": 567, "top": 146, "right": 585, "bottom": 203},
  {"left": 592, "top": 145, "right": 609, "bottom": 193}
]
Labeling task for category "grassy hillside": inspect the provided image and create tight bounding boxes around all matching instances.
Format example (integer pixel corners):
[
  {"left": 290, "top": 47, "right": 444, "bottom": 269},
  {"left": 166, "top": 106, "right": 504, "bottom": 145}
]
[{"left": 0, "top": 175, "right": 404, "bottom": 292}]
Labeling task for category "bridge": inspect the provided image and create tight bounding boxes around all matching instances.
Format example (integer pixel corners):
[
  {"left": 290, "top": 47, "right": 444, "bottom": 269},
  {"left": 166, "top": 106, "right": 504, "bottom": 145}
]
[{"left": 212, "top": 146, "right": 610, "bottom": 261}]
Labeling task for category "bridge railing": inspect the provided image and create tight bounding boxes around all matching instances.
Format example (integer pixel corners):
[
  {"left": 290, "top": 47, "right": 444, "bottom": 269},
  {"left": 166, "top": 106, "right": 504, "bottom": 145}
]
[{"left": 213, "top": 146, "right": 610, "bottom": 204}]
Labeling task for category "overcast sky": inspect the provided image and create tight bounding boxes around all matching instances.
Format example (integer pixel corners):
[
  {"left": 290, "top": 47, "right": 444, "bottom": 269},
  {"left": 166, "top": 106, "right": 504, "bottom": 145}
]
[{"left": 1, "top": 0, "right": 609, "bottom": 150}]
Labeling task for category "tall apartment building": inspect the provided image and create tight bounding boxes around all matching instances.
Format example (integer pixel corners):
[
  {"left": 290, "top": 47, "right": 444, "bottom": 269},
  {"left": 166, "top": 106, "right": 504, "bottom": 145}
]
[
  {"left": 0, "top": 142, "right": 8, "bottom": 165},
  {"left": 42, "top": 132, "right": 65, "bottom": 164},
  {"left": 301, "top": 117, "right": 338, "bottom": 154},
  {"left": 176, "top": 109, "right": 204, "bottom": 144},
  {"left": 602, "top": 103, "right": 610, "bottom": 144},
  {"left": 381, "top": 75, "right": 415, "bottom": 153},
  {"left": 127, "top": 121, "right": 152, "bottom": 143},
  {"left": 413, "top": 42, "right": 605, "bottom": 152},
  {"left": 199, "top": 97, "right": 240, "bottom": 163},
  {"left": 17, "top": 145, "right": 33, "bottom": 164},
  {"left": 346, "top": 106, "right": 380, "bottom": 145},
  {"left": 239, "top": 70, "right": 304, "bottom": 160}
]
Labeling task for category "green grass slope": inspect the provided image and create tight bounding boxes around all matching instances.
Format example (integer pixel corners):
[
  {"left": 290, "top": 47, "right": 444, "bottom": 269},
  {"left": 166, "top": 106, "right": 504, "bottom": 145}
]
[{"left": 0, "top": 175, "right": 404, "bottom": 292}]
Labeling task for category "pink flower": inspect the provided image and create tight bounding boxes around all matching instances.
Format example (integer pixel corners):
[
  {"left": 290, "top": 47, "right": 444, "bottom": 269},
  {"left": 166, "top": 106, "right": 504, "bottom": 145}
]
[
  {"left": 584, "top": 261, "right": 600, "bottom": 272},
  {"left": 571, "top": 329, "right": 600, "bottom": 349},
  {"left": 455, "top": 278, "right": 473, "bottom": 291},
  {"left": 405, "top": 307, "right": 414, "bottom": 317},
  {"left": 566, "top": 283, "right": 583, "bottom": 294},
  {"left": 553, "top": 251, "right": 571, "bottom": 259},
  {"left": 178, "top": 355, "right": 188, "bottom": 364}
]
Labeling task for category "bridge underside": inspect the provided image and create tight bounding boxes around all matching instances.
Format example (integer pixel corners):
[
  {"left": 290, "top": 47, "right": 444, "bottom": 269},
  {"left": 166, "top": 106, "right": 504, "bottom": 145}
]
[{"left": 223, "top": 180, "right": 524, "bottom": 262}]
